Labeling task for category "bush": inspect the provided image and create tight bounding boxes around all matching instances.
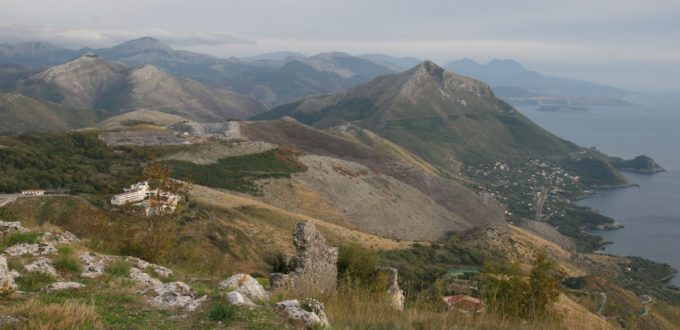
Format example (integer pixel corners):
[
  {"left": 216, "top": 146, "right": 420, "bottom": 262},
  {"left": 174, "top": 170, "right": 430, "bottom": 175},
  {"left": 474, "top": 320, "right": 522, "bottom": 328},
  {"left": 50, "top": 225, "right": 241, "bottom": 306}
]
[
  {"left": 337, "top": 244, "right": 377, "bottom": 287},
  {"left": 266, "top": 252, "right": 297, "bottom": 273},
  {"left": 0, "top": 231, "right": 40, "bottom": 249},
  {"left": 208, "top": 301, "right": 236, "bottom": 322},
  {"left": 481, "top": 252, "right": 564, "bottom": 320},
  {"left": 106, "top": 260, "right": 130, "bottom": 277}
]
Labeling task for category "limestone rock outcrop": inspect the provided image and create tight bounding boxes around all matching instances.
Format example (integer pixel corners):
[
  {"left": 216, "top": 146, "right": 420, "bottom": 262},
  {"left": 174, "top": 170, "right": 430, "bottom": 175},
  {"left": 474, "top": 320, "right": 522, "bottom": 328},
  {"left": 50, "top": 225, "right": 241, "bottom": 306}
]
[
  {"left": 270, "top": 221, "right": 338, "bottom": 295},
  {"left": 219, "top": 274, "right": 268, "bottom": 304},
  {"left": 126, "top": 256, "right": 173, "bottom": 278},
  {"left": 226, "top": 291, "right": 257, "bottom": 307},
  {"left": 277, "top": 298, "right": 330, "bottom": 329},
  {"left": 129, "top": 267, "right": 163, "bottom": 290},
  {"left": 43, "top": 281, "right": 86, "bottom": 292},
  {"left": 79, "top": 252, "right": 109, "bottom": 278},
  {"left": 0, "top": 222, "right": 28, "bottom": 236},
  {"left": 151, "top": 281, "right": 207, "bottom": 311},
  {"left": 4, "top": 242, "right": 56, "bottom": 257},
  {"left": 0, "top": 255, "right": 17, "bottom": 293},
  {"left": 24, "top": 257, "right": 57, "bottom": 277},
  {"left": 41, "top": 231, "right": 80, "bottom": 245}
]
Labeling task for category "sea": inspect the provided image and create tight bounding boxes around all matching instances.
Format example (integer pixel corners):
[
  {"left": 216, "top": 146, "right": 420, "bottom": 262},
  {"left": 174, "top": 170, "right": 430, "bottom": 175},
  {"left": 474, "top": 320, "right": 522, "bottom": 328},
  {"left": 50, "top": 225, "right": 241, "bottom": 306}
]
[{"left": 516, "top": 95, "right": 680, "bottom": 285}]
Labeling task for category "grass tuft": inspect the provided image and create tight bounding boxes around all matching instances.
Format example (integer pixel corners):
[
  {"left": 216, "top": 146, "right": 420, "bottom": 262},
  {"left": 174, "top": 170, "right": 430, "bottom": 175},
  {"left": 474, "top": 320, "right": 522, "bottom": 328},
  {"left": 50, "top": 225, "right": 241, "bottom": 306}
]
[
  {"left": 106, "top": 260, "right": 130, "bottom": 278},
  {"left": 15, "top": 272, "right": 55, "bottom": 292},
  {"left": 0, "top": 231, "right": 41, "bottom": 249},
  {"left": 208, "top": 301, "right": 237, "bottom": 323},
  {"left": 52, "top": 247, "right": 82, "bottom": 274}
]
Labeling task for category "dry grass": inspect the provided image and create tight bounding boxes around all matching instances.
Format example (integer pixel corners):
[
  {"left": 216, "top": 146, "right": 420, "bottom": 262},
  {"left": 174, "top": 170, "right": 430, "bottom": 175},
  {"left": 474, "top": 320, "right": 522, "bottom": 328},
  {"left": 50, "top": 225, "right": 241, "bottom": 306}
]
[
  {"left": 322, "top": 286, "right": 574, "bottom": 330},
  {"left": 189, "top": 184, "right": 413, "bottom": 250},
  {"left": 1, "top": 299, "right": 102, "bottom": 330}
]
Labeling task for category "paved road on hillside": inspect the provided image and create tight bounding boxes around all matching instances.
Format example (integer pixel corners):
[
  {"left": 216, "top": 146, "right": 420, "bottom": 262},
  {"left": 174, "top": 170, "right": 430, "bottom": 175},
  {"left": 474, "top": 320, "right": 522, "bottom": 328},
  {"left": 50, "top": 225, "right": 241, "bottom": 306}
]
[{"left": 0, "top": 194, "right": 18, "bottom": 207}]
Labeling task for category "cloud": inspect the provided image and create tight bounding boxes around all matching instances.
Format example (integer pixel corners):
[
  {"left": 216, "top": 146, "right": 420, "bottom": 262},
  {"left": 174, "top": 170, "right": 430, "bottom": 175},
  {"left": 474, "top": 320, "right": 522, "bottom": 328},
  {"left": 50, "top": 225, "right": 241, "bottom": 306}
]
[{"left": 0, "top": 24, "right": 255, "bottom": 49}]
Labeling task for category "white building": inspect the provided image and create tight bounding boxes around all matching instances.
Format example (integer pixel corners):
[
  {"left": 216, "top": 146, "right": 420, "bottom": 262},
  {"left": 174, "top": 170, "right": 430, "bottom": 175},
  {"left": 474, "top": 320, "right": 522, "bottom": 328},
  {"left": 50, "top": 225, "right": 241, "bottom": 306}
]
[
  {"left": 110, "top": 182, "right": 150, "bottom": 206},
  {"left": 21, "top": 190, "right": 45, "bottom": 196},
  {"left": 111, "top": 181, "right": 181, "bottom": 215}
]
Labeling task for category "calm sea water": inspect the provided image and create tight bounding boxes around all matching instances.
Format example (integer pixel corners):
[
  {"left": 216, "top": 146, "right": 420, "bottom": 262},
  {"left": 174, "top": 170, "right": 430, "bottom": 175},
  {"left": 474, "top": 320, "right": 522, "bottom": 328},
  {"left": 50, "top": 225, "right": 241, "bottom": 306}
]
[{"left": 516, "top": 99, "right": 680, "bottom": 285}]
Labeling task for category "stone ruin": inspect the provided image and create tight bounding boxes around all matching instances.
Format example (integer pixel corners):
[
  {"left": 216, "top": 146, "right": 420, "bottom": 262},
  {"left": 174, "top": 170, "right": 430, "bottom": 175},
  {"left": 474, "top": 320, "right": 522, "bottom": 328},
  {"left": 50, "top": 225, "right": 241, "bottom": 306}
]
[
  {"left": 376, "top": 267, "right": 405, "bottom": 311},
  {"left": 270, "top": 221, "right": 338, "bottom": 295}
]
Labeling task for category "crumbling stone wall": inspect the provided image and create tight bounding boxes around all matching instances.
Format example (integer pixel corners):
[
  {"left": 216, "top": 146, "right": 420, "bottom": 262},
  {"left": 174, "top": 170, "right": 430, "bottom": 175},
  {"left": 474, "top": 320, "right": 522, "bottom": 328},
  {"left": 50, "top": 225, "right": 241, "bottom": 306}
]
[
  {"left": 377, "top": 267, "right": 405, "bottom": 310},
  {"left": 270, "top": 221, "right": 338, "bottom": 295}
]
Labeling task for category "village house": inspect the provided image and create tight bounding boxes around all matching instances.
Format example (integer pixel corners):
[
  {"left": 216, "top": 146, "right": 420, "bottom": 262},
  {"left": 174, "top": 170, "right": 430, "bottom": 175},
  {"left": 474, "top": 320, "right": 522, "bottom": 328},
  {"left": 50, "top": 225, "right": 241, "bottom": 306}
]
[
  {"left": 20, "top": 190, "right": 45, "bottom": 196},
  {"left": 442, "top": 295, "right": 485, "bottom": 314}
]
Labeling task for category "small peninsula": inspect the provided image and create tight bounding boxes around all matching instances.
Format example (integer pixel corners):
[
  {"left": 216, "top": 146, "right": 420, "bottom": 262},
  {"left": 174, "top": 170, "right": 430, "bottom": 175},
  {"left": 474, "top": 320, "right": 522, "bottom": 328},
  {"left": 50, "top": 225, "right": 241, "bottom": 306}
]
[{"left": 612, "top": 155, "right": 666, "bottom": 174}]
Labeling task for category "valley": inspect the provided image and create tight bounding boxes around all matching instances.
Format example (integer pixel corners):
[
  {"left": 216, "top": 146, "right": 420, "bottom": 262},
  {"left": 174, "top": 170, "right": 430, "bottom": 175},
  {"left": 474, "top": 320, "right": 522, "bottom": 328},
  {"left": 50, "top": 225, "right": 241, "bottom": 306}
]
[{"left": 1, "top": 35, "right": 679, "bottom": 329}]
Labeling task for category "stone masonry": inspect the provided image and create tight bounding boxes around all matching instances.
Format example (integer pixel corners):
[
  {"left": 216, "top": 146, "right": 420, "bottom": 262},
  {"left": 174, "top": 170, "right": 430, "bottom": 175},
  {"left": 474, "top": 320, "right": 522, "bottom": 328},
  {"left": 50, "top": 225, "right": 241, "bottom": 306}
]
[{"left": 270, "top": 221, "right": 338, "bottom": 295}]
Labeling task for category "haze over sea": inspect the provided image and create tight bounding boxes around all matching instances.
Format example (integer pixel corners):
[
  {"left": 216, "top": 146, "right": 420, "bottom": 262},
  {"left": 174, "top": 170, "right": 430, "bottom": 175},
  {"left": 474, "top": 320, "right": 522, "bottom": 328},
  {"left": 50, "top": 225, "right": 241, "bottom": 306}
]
[{"left": 517, "top": 96, "right": 680, "bottom": 285}]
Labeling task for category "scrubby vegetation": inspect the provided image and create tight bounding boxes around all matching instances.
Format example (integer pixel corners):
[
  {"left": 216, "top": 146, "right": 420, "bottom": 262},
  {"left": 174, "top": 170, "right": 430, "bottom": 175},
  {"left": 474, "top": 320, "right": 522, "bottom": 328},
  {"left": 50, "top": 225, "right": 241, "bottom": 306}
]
[
  {"left": 380, "top": 237, "right": 487, "bottom": 293},
  {"left": 163, "top": 148, "right": 307, "bottom": 195},
  {"left": 481, "top": 253, "right": 565, "bottom": 320},
  {"left": 0, "top": 132, "right": 160, "bottom": 193}
]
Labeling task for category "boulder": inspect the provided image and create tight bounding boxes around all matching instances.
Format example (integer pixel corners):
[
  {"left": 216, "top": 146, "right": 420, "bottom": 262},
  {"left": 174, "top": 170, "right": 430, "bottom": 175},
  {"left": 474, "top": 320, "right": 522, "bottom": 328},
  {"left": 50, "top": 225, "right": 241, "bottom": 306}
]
[
  {"left": 151, "top": 281, "right": 207, "bottom": 311},
  {"left": 0, "top": 222, "right": 28, "bottom": 236},
  {"left": 129, "top": 267, "right": 163, "bottom": 290},
  {"left": 277, "top": 299, "right": 330, "bottom": 329},
  {"left": 219, "top": 274, "right": 268, "bottom": 303},
  {"left": 4, "top": 242, "right": 56, "bottom": 257},
  {"left": 125, "top": 256, "right": 173, "bottom": 278},
  {"left": 43, "top": 281, "right": 85, "bottom": 292},
  {"left": 79, "top": 252, "right": 109, "bottom": 278},
  {"left": 226, "top": 291, "right": 257, "bottom": 307},
  {"left": 269, "top": 221, "right": 338, "bottom": 295},
  {"left": 24, "top": 257, "right": 57, "bottom": 277},
  {"left": 0, "top": 255, "right": 17, "bottom": 293}
]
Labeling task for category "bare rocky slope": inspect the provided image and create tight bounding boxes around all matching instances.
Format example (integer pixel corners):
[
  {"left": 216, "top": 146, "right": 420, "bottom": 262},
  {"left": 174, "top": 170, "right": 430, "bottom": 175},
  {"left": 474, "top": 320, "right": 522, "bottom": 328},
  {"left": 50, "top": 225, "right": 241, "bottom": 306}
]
[
  {"left": 239, "top": 118, "right": 505, "bottom": 239},
  {"left": 14, "top": 54, "right": 266, "bottom": 123}
]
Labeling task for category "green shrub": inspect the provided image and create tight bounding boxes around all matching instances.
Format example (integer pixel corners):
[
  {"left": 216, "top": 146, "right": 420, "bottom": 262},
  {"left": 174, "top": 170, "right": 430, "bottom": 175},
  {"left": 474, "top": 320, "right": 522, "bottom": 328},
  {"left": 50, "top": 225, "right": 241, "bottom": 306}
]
[
  {"left": 337, "top": 244, "right": 377, "bottom": 286},
  {"left": 106, "top": 260, "right": 130, "bottom": 277},
  {"left": 266, "top": 252, "right": 297, "bottom": 273},
  {"left": 0, "top": 231, "right": 41, "bottom": 249},
  {"left": 16, "top": 272, "right": 54, "bottom": 292},
  {"left": 481, "top": 252, "right": 564, "bottom": 320},
  {"left": 208, "top": 301, "right": 236, "bottom": 322}
]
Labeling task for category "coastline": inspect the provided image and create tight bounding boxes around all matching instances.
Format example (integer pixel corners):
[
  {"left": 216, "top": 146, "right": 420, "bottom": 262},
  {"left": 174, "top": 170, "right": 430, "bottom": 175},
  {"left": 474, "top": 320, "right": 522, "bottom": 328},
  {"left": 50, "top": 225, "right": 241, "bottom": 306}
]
[{"left": 579, "top": 173, "right": 680, "bottom": 287}]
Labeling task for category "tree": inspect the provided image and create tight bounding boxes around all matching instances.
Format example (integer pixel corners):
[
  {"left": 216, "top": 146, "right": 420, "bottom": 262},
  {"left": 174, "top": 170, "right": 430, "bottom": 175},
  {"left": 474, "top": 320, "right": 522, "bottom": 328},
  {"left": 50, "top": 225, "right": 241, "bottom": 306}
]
[{"left": 481, "top": 252, "right": 564, "bottom": 320}]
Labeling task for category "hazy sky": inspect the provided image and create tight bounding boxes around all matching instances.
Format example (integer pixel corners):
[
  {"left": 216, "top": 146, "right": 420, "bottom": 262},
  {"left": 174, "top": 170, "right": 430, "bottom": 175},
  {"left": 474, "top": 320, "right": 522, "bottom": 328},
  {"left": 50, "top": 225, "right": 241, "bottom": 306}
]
[{"left": 2, "top": 0, "right": 679, "bottom": 91}]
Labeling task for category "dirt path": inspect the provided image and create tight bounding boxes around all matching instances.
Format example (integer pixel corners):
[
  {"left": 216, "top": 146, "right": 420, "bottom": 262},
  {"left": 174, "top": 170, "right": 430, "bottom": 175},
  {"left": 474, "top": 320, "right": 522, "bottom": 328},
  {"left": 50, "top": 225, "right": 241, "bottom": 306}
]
[{"left": 596, "top": 291, "right": 608, "bottom": 317}]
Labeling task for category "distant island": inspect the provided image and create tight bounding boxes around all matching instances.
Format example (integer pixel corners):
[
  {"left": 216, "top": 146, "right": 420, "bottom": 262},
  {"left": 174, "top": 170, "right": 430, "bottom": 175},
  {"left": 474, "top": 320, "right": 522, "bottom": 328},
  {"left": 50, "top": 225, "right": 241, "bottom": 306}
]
[
  {"left": 536, "top": 105, "right": 590, "bottom": 113},
  {"left": 611, "top": 155, "right": 666, "bottom": 174}
]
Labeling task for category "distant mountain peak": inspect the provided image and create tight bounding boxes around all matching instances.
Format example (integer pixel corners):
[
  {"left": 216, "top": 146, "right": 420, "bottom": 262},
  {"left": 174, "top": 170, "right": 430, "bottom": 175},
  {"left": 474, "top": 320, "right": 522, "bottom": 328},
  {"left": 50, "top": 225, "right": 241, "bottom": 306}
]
[
  {"left": 486, "top": 59, "right": 526, "bottom": 71},
  {"left": 109, "top": 37, "right": 173, "bottom": 53},
  {"left": 412, "top": 61, "right": 446, "bottom": 78}
]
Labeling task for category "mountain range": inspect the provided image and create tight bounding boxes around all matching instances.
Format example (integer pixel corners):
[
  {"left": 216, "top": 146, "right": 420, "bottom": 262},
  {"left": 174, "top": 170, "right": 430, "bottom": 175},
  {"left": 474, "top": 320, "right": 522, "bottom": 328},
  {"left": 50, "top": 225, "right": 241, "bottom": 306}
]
[
  {"left": 445, "top": 59, "right": 632, "bottom": 106},
  {"left": 256, "top": 61, "right": 585, "bottom": 170},
  {"left": 0, "top": 37, "right": 633, "bottom": 109}
]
